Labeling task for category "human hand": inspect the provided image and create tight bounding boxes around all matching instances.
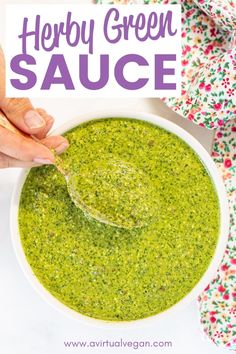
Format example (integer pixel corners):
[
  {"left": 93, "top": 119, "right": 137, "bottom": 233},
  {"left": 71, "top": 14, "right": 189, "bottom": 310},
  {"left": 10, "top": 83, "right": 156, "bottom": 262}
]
[{"left": 0, "top": 47, "right": 69, "bottom": 168}]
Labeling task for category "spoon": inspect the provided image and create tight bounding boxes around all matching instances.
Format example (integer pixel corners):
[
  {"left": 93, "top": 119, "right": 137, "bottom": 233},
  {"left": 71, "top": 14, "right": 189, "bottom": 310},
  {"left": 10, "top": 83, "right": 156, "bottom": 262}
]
[
  {"left": 0, "top": 111, "right": 157, "bottom": 229},
  {"left": 59, "top": 156, "right": 158, "bottom": 229}
]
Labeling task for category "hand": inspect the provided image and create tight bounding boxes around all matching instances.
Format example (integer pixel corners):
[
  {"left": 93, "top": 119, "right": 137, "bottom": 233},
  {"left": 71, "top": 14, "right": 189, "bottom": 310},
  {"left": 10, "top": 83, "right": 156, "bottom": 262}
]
[{"left": 0, "top": 47, "right": 69, "bottom": 168}]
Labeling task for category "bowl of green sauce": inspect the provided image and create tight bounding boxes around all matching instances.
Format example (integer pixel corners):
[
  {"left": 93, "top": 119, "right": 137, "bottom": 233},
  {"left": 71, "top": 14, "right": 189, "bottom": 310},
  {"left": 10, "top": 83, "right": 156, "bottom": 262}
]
[{"left": 10, "top": 111, "right": 229, "bottom": 327}]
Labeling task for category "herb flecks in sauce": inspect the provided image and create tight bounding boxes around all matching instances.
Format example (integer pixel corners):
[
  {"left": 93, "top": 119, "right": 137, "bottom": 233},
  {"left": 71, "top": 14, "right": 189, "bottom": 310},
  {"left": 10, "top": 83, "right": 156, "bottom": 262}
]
[{"left": 19, "top": 118, "right": 220, "bottom": 321}]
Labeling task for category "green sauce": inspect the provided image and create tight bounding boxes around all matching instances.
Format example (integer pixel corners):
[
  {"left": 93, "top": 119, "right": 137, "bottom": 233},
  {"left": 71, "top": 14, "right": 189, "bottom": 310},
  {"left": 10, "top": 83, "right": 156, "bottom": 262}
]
[{"left": 19, "top": 118, "right": 220, "bottom": 321}]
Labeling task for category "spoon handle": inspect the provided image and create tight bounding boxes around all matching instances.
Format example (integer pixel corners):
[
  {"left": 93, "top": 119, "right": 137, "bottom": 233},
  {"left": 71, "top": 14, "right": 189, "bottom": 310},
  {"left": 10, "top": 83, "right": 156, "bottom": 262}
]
[
  {"left": 54, "top": 154, "right": 69, "bottom": 178},
  {"left": 0, "top": 110, "right": 68, "bottom": 175}
]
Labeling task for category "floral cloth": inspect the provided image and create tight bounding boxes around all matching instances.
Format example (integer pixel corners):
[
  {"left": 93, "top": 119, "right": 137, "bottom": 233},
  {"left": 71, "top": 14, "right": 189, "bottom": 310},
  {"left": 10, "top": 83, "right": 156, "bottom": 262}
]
[
  {"left": 162, "top": 0, "right": 236, "bottom": 130},
  {"left": 198, "top": 118, "right": 236, "bottom": 350},
  {"left": 97, "top": 0, "right": 236, "bottom": 350},
  {"left": 192, "top": 0, "right": 236, "bottom": 32}
]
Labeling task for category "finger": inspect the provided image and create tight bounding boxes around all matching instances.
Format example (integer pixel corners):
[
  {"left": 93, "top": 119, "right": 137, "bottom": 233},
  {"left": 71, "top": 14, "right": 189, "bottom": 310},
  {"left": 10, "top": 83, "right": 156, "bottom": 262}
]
[
  {"left": 34, "top": 108, "right": 54, "bottom": 139},
  {"left": 41, "top": 135, "right": 69, "bottom": 154},
  {"left": 0, "top": 48, "right": 52, "bottom": 138},
  {"left": 0, "top": 136, "right": 69, "bottom": 169},
  {"left": 0, "top": 97, "right": 48, "bottom": 135},
  {"left": 0, "top": 126, "right": 54, "bottom": 163},
  {"left": 0, "top": 152, "right": 41, "bottom": 168}
]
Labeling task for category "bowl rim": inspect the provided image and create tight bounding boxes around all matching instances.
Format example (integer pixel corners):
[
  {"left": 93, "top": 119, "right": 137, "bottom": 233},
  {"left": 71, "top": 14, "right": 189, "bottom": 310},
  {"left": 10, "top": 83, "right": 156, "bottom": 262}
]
[{"left": 10, "top": 109, "right": 229, "bottom": 328}]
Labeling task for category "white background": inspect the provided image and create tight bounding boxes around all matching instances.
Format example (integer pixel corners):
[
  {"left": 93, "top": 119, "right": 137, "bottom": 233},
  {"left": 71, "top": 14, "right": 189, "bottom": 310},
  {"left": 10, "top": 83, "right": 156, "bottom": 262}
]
[{"left": 0, "top": 1, "right": 230, "bottom": 354}]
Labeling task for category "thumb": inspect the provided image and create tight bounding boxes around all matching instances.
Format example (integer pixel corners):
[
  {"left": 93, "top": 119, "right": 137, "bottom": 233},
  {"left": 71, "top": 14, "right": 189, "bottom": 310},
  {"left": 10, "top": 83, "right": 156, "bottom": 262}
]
[
  {"left": 0, "top": 97, "right": 46, "bottom": 135},
  {"left": 0, "top": 48, "right": 46, "bottom": 135}
]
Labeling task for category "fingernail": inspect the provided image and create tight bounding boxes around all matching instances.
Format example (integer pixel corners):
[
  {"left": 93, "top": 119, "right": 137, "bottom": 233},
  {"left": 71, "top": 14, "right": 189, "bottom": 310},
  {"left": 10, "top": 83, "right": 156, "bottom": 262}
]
[
  {"left": 55, "top": 142, "right": 69, "bottom": 154},
  {"left": 33, "top": 158, "right": 54, "bottom": 165},
  {"left": 24, "top": 110, "right": 45, "bottom": 129}
]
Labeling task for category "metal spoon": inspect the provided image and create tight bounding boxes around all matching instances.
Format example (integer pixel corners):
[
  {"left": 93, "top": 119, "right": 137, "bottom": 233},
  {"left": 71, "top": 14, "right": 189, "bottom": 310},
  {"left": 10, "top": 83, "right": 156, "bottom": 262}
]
[
  {"left": 0, "top": 111, "right": 157, "bottom": 229},
  {"left": 57, "top": 156, "right": 158, "bottom": 229}
]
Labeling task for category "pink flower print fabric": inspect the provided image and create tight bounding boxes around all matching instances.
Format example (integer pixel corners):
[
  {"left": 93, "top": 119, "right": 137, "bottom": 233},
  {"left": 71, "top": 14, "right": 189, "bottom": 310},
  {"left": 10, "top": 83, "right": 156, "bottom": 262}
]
[
  {"left": 192, "top": 0, "right": 236, "bottom": 32},
  {"left": 177, "top": 46, "right": 236, "bottom": 129},
  {"left": 198, "top": 119, "right": 236, "bottom": 350},
  {"left": 161, "top": 0, "right": 236, "bottom": 130}
]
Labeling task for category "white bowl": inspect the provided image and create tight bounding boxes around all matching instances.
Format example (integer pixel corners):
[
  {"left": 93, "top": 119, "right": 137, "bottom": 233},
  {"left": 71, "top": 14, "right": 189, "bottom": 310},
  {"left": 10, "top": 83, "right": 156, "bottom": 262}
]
[{"left": 10, "top": 110, "right": 229, "bottom": 328}]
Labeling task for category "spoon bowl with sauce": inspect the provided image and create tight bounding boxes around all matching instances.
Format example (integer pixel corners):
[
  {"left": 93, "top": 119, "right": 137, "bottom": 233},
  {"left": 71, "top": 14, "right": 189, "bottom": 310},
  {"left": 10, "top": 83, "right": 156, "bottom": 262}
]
[{"left": 55, "top": 153, "right": 157, "bottom": 229}]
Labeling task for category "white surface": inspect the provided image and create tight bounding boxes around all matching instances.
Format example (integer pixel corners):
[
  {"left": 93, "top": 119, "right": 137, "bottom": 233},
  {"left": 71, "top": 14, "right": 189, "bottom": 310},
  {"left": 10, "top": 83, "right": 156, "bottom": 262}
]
[{"left": 0, "top": 0, "right": 229, "bottom": 353}]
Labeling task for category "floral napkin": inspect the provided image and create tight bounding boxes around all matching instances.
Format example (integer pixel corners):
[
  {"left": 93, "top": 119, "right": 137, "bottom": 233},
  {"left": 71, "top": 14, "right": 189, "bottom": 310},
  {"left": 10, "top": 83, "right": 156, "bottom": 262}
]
[
  {"left": 161, "top": 0, "right": 236, "bottom": 130},
  {"left": 96, "top": 0, "right": 236, "bottom": 349},
  {"left": 199, "top": 118, "right": 236, "bottom": 350}
]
